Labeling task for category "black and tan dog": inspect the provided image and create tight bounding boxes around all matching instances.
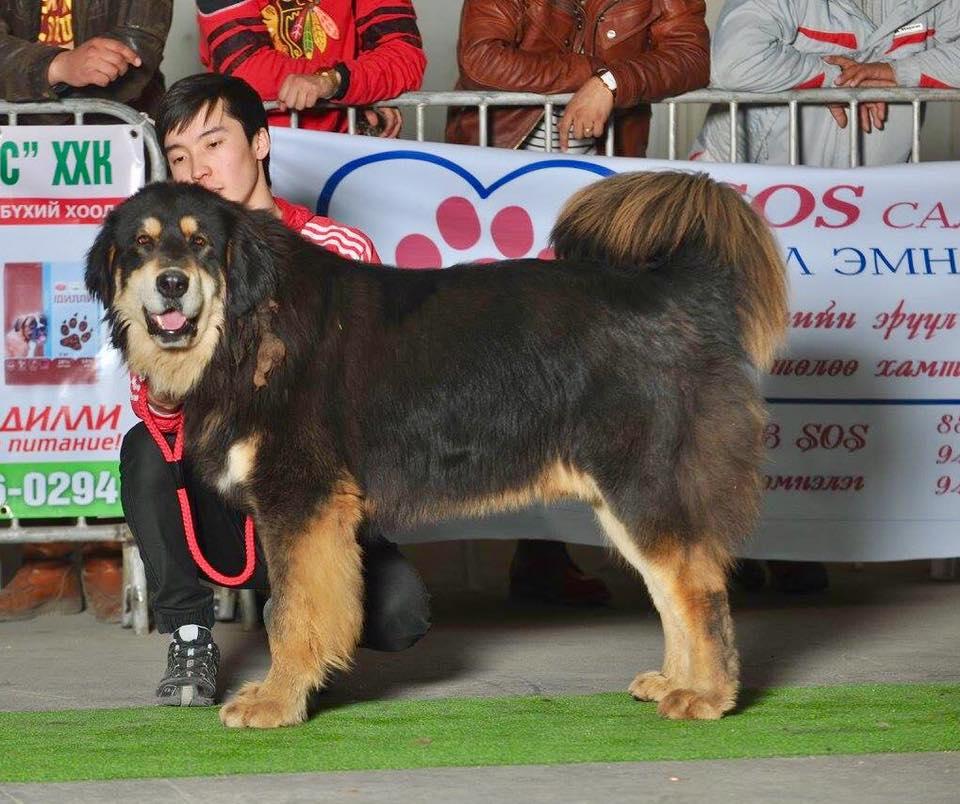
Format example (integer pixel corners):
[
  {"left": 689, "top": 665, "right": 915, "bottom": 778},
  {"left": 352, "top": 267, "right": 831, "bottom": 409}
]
[{"left": 86, "top": 171, "right": 788, "bottom": 728}]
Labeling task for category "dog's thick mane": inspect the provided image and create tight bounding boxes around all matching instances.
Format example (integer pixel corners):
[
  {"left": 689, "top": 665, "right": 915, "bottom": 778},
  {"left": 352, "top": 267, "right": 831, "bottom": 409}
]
[{"left": 182, "top": 212, "right": 337, "bottom": 466}]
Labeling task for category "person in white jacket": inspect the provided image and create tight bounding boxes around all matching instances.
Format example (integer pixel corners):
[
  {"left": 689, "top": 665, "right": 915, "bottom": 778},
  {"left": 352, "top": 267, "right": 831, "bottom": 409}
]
[{"left": 690, "top": 0, "right": 960, "bottom": 166}]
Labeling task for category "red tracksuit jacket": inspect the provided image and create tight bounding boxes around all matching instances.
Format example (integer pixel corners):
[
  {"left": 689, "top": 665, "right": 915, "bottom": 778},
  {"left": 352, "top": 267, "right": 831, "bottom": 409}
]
[{"left": 197, "top": 0, "right": 426, "bottom": 130}]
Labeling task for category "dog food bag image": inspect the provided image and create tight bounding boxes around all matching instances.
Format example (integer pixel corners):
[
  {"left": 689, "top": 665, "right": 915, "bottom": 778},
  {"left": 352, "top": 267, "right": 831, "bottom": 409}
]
[
  {"left": 47, "top": 264, "right": 100, "bottom": 360},
  {"left": 3, "top": 262, "right": 98, "bottom": 385}
]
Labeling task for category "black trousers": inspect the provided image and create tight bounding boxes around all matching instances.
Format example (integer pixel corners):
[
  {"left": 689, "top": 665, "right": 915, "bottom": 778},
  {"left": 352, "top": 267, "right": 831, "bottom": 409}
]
[{"left": 119, "top": 423, "right": 430, "bottom": 650}]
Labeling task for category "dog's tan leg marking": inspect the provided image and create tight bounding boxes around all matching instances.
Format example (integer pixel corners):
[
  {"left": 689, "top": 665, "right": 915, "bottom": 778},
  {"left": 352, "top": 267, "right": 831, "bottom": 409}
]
[
  {"left": 596, "top": 504, "right": 738, "bottom": 720},
  {"left": 219, "top": 480, "right": 364, "bottom": 728}
]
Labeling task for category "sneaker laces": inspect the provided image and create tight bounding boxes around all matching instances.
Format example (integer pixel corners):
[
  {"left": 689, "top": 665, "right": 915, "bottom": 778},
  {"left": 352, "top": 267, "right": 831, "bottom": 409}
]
[{"left": 158, "top": 629, "right": 220, "bottom": 698}]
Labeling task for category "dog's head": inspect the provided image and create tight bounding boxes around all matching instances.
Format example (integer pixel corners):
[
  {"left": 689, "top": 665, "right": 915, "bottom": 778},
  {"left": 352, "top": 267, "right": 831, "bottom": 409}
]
[
  {"left": 86, "top": 182, "right": 279, "bottom": 396},
  {"left": 13, "top": 314, "right": 46, "bottom": 343}
]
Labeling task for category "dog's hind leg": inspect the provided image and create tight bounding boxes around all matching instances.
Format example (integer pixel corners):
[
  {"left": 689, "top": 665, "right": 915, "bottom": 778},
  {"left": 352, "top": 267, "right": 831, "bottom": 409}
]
[
  {"left": 596, "top": 505, "right": 739, "bottom": 720},
  {"left": 220, "top": 481, "right": 365, "bottom": 728}
]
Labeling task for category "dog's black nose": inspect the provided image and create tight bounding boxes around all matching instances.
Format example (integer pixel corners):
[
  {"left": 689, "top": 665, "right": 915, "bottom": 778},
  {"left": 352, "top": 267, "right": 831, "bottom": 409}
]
[{"left": 156, "top": 270, "right": 189, "bottom": 299}]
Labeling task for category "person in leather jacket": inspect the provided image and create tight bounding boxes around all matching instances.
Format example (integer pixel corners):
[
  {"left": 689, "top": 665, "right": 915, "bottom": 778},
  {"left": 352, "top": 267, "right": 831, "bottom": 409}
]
[
  {"left": 446, "top": 0, "right": 710, "bottom": 156},
  {"left": 0, "top": 0, "right": 171, "bottom": 115}
]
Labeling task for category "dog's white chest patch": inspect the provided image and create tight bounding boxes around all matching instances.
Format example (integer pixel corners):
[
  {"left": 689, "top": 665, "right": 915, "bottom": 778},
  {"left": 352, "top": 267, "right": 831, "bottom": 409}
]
[{"left": 217, "top": 436, "right": 259, "bottom": 494}]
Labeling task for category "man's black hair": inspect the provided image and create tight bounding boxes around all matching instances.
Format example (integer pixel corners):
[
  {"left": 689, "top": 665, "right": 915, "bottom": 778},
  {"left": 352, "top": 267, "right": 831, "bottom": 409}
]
[{"left": 156, "top": 73, "right": 272, "bottom": 185}]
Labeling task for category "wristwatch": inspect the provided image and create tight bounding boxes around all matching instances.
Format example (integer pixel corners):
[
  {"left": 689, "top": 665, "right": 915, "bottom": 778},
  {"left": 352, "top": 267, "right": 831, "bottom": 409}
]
[
  {"left": 317, "top": 68, "right": 342, "bottom": 98},
  {"left": 317, "top": 65, "right": 350, "bottom": 100},
  {"left": 594, "top": 68, "right": 618, "bottom": 99}
]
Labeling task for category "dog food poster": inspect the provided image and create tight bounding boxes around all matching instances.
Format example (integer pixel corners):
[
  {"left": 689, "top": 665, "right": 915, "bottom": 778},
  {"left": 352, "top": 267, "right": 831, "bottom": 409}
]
[
  {"left": 3, "top": 263, "right": 44, "bottom": 360},
  {"left": 0, "top": 124, "right": 144, "bottom": 519},
  {"left": 4, "top": 262, "right": 98, "bottom": 385}
]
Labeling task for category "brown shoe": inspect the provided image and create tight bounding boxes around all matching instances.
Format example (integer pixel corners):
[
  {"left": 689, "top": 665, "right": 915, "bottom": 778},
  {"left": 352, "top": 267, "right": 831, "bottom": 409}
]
[
  {"left": 81, "top": 556, "right": 123, "bottom": 623},
  {"left": 0, "top": 559, "right": 82, "bottom": 621}
]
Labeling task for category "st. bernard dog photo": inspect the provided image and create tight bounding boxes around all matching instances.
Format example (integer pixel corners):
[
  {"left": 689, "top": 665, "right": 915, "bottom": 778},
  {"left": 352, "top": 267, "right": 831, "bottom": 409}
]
[{"left": 85, "top": 170, "right": 788, "bottom": 728}]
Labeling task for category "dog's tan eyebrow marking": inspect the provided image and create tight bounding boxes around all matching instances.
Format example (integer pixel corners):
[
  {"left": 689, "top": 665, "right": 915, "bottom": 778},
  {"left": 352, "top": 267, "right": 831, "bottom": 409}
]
[
  {"left": 180, "top": 216, "right": 199, "bottom": 237},
  {"left": 143, "top": 217, "right": 162, "bottom": 238}
]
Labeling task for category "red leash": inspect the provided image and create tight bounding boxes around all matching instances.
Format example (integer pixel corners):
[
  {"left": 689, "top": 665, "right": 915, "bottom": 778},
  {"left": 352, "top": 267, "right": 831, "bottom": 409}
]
[{"left": 133, "top": 379, "right": 256, "bottom": 587}]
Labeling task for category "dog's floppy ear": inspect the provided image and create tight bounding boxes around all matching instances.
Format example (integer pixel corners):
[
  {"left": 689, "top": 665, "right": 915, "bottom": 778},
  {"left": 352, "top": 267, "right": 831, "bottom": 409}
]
[
  {"left": 86, "top": 212, "right": 118, "bottom": 307},
  {"left": 226, "top": 208, "right": 281, "bottom": 318}
]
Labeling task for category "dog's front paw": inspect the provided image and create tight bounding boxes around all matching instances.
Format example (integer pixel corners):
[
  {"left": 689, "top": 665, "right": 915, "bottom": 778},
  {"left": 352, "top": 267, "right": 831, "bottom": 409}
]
[
  {"left": 656, "top": 688, "right": 735, "bottom": 720},
  {"left": 219, "top": 681, "right": 304, "bottom": 728},
  {"left": 628, "top": 671, "right": 674, "bottom": 702}
]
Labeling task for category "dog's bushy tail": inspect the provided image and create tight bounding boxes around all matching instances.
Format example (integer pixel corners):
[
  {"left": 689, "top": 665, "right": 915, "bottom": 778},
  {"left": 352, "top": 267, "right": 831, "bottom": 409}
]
[{"left": 550, "top": 170, "right": 788, "bottom": 370}]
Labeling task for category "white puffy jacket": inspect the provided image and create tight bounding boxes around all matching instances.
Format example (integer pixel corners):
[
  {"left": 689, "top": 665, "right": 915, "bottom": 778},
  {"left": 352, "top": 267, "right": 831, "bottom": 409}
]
[{"left": 690, "top": 0, "right": 960, "bottom": 165}]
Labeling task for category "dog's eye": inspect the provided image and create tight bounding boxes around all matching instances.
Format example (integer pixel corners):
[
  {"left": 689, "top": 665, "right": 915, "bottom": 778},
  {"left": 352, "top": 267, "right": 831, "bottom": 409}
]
[
  {"left": 191, "top": 234, "right": 208, "bottom": 249},
  {"left": 135, "top": 234, "right": 153, "bottom": 247}
]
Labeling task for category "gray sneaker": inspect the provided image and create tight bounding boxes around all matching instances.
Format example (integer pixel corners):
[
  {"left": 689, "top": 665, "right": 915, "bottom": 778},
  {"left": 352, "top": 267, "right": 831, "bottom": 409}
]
[{"left": 156, "top": 625, "right": 220, "bottom": 706}]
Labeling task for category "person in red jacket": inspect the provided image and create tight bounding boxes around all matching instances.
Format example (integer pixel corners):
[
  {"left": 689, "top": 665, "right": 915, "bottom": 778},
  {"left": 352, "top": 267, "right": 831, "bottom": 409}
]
[
  {"left": 121, "top": 74, "right": 428, "bottom": 706},
  {"left": 197, "top": 0, "right": 425, "bottom": 136}
]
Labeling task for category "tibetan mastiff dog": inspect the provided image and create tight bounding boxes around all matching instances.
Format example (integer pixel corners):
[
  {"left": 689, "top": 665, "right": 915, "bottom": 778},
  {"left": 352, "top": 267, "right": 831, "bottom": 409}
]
[{"left": 86, "top": 171, "right": 788, "bottom": 728}]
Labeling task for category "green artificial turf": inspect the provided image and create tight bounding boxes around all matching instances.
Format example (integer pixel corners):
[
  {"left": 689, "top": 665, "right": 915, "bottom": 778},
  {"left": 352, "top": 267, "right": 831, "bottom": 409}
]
[{"left": 0, "top": 684, "right": 957, "bottom": 782}]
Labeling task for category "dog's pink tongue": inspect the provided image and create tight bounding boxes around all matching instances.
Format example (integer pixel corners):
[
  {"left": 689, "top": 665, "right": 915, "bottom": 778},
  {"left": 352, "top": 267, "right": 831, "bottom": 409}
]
[{"left": 156, "top": 310, "right": 187, "bottom": 331}]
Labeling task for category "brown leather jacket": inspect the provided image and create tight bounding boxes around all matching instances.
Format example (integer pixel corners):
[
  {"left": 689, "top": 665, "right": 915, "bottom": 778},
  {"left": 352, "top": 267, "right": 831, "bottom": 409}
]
[
  {"left": 0, "top": 0, "right": 172, "bottom": 116},
  {"left": 446, "top": 0, "right": 709, "bottom": 156}
]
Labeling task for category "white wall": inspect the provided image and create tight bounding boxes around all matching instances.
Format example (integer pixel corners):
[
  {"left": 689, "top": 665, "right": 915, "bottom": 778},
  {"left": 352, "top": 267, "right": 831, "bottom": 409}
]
[
  {"left": 160, "top": 0, "right": 203, "bottom": 83},
  {"left": 161, "top": 0, "right": 957, "bottom": 160}
]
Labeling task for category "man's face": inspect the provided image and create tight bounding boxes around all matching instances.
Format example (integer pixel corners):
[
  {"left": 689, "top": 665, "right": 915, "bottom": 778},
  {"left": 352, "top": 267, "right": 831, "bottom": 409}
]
[{"left": 163, "top": 100, "right": 268, "bottom": 207}]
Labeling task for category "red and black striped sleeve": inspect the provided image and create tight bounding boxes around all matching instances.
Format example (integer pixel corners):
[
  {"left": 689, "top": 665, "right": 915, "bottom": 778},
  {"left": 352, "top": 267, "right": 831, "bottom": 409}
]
[
  {"left": 196, "top": 0, "right": 325, "bottom": 100},
  {"left": 337, "top": 0, "right": 426, "bottom": 104}
]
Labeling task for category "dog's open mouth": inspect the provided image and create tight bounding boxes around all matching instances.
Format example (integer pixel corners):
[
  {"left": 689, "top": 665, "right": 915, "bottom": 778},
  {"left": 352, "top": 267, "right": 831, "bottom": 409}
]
[{"left": 144, "top": 307, "right": 199, "bottom": 343}]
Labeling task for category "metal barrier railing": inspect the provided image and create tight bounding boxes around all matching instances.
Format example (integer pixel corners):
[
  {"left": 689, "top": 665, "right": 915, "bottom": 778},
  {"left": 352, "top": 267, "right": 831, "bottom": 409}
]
[
  {"left": 280, "top": 87, "right": 960, "bottom": 167},
  {"left": 0, "top": 98, "right": 167, "bottom": 179},
  {"left": 667, "top": 87, "right": 960, "bottom": 167}
]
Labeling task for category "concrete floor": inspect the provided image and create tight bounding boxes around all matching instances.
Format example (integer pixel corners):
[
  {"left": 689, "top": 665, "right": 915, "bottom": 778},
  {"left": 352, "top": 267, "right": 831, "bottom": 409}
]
[{"left": 1, "top": 542, "right": 958, "bottom": 801}]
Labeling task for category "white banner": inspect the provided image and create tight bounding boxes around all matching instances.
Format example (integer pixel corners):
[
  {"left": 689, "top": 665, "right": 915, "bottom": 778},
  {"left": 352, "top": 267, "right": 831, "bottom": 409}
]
[
  {"left": 272, "top": 129, "right": 960, "bottom": 561},
  {"left": 0, "top": 125, "right": 143, "bottom": 519}
]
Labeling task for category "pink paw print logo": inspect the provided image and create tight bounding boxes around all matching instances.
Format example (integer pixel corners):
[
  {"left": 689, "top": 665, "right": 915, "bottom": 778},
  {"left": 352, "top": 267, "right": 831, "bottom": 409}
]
[{"left": 394, "top": 197, "right": 555, "bottom": 268}]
